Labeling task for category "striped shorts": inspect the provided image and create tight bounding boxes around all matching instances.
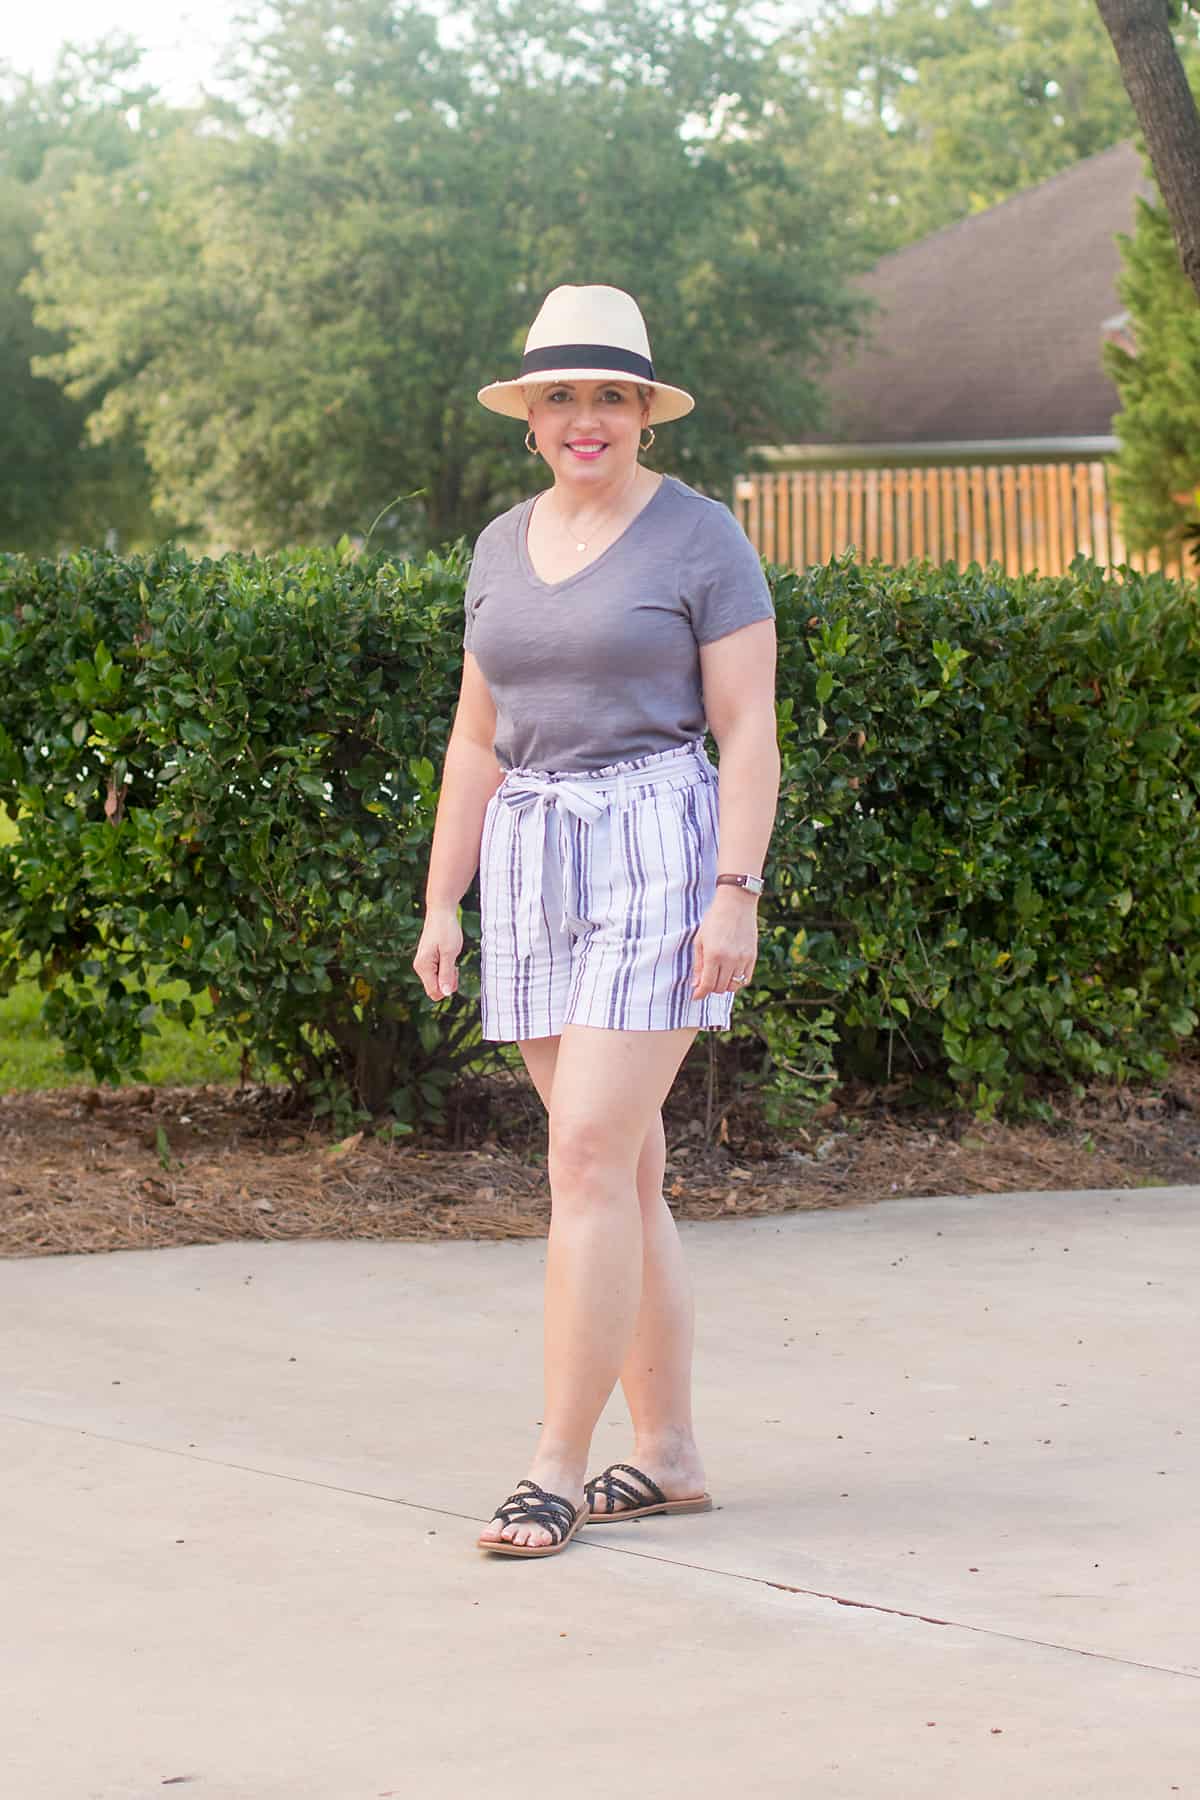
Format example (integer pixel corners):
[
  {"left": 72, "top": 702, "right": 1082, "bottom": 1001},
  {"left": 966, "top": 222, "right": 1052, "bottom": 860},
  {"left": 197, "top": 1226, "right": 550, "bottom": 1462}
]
[{"left": 478, "top": 737, "right": 734, "bottom": 1041}]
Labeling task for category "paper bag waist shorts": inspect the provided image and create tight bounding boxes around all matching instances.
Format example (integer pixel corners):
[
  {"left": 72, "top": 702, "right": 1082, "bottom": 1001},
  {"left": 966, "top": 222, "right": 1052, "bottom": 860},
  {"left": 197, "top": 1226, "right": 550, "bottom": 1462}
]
[{"left": 477, "top": 737, "right": 734, "bottom": 1042}]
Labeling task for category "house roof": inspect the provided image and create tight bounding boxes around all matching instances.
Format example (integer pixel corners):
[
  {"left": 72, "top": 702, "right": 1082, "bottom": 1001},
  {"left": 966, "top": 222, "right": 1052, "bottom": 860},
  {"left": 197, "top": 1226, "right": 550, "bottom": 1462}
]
[{"left": 808, "top": 142, "right": 1154, "bottom": 446}]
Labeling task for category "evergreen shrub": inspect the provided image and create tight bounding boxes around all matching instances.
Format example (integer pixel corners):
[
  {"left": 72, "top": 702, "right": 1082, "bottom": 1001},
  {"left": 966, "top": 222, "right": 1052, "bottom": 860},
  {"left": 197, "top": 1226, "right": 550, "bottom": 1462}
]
[
  {"left": 0, "top": 542, "right": 481, "bottom": 1126},
  {"left": 1, "top": 544, "right": 1198, "bottom": 1127},
  {"left": 750, "top": 555, "right": 1200, "bottom": 1121}
]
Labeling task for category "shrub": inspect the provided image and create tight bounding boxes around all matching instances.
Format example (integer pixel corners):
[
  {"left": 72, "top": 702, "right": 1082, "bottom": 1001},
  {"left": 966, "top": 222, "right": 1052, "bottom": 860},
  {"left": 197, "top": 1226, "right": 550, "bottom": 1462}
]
[
  {"left": 745, "top": 555, "right": 1200, "bottom": 1122},
  {"left": 0, "top": 541, "right": 488, "bottom": 1128},
  {"left": 2, "top": 543, "right": 1198, "bottom": 1127}
]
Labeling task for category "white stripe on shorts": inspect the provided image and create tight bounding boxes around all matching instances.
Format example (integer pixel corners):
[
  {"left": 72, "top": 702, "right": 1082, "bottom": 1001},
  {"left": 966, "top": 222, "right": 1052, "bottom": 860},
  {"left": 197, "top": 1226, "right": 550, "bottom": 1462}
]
[{"left": 478, "top": 738, "right": 736, "bottom": 1041}]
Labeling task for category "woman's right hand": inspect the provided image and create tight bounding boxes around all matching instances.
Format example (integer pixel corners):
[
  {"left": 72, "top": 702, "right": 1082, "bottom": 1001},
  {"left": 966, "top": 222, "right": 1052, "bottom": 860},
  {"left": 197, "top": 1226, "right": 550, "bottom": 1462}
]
[{"left": 412, "top": 907, "right": 464, "bottom": 1002}]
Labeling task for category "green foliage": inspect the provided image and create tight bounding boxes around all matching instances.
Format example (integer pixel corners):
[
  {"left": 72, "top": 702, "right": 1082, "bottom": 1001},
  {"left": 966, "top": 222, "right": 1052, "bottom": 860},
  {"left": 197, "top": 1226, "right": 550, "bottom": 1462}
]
[
  {"left": 3, "top": 543, "right": 1199, "bottom": 1126},
  {"left": 0, "top": 813, "right": 237, "bottom": 1090},
  {"left": 0, "top": 43, "right": 168, "bottom": 554},
  {"left": 12, "top": 2, "right": 1200, "bottom": 558},
  {"left": 0, "top": 958, "right": 239, "bottom": 1090},
  {"left": 1106, "top": 191, "right": 1200, "bottom": 555},
  {"left": 25, "top": 0, "right": 864, "bottom": 553},
  {"left": 741, "top": 554, "right": 1200, "bottom": 1122},
  {"left": 793, "top": 0, "right": 1196, "bottom": 255},
  {"left": 0, "top": 540, "right": 491, "bottom": 1129}
]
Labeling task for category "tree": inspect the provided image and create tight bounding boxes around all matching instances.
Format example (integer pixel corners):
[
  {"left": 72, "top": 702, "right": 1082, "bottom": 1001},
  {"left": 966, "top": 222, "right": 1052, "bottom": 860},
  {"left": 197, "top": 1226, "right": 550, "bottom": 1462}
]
[
  {"left": 795, "top": 0, "right": 1193, "bottom": 255},
  {"left": 27, "top": 0, "right": 866, "bottom": 552},
  {"left": 0, "top": 42, "right": 168, "bottom": 553},
  {"left": 1105, "top": 186, "right": 1200, "bottom": 552},
  {"left": 1094, "top": 0, "right": 1200, "bottom": 302}
]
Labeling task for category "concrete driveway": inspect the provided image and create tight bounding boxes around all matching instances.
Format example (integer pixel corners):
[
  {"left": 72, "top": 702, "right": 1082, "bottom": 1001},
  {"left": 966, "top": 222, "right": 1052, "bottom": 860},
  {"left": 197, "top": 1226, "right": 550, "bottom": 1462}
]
[{"left": 2, "top": 1183, "right": 1196, "bottom": 1798}]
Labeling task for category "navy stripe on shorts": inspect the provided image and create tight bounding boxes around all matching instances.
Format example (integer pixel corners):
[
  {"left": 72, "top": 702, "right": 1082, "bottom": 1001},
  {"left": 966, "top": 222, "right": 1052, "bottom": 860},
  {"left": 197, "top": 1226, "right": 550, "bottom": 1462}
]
[{"left": 477, "top": 737, "right": 735, "bottom": 1041}]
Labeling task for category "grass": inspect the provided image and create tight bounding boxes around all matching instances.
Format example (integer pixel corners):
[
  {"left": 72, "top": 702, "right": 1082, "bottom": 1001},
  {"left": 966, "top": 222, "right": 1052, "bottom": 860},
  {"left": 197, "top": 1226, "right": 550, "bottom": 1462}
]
[{"left": 0, "top": 808, "right": 241, "bottom": 1091}]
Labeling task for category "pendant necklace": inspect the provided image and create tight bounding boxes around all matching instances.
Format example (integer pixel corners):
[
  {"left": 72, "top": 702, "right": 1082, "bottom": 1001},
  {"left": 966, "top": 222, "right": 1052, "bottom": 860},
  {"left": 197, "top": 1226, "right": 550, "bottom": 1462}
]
[
  {"left": 560, "top": 509, "right": 600, "bottom": 554},
  {"left": 558, "top": 493, "right": 623, "bottom": 554}
]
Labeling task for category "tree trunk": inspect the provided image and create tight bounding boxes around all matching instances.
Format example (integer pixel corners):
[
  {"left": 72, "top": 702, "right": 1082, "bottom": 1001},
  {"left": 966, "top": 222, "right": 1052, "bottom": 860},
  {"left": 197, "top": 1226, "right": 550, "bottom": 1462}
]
[{"left": 1094, "top": 0, "right": 1200, "bottom": 301}]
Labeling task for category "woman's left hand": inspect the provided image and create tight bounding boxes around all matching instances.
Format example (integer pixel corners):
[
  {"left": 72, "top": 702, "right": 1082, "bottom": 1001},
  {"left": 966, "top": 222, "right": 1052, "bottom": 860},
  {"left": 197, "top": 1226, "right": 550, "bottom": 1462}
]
[{"left": 691, "top": 888, "right": 759, "bottom": 999}]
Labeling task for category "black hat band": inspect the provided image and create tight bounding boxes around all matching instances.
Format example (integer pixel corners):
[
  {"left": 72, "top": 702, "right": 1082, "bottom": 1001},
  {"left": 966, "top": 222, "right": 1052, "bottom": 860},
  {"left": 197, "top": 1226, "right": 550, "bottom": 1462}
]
[{"left": 520, "top": 343, "right": 656, "bottom": 382}]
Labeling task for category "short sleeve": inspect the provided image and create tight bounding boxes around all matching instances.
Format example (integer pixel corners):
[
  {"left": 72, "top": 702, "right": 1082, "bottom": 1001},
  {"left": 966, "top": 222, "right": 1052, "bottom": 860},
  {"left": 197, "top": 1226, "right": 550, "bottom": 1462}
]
[
  {"left": 679, "top": 501, "right": 775, "bottom": 646},
  {"left": 463, "top": 533, "right": 490, "bottom": 651}
]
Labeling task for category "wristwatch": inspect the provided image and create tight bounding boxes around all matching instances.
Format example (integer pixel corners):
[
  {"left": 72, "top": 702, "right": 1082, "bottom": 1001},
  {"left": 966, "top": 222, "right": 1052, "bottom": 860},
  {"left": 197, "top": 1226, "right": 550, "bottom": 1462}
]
[{"left": 715, "top": 873, "right": 765, "bottom": 896}]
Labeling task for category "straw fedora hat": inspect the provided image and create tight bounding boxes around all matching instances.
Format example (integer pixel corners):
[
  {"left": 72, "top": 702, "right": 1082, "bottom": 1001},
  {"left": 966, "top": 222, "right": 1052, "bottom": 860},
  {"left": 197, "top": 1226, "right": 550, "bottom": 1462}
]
[{"left": 477, "top": 285, "right": 695, "bottom": 425}]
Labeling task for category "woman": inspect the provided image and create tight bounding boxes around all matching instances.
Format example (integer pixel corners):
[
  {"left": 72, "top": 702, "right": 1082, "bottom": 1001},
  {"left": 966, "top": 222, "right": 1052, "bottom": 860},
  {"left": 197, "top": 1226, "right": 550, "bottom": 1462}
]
[{"left": 412, "top": 284, "right": 779, "bottom": 1559}]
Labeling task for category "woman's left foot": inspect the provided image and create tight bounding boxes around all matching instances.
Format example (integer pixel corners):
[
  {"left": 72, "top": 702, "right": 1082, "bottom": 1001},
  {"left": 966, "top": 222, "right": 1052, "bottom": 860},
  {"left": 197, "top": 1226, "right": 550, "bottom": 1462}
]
[{"left": 584, "top": 1459, "right": 713, "bottom": 1523}]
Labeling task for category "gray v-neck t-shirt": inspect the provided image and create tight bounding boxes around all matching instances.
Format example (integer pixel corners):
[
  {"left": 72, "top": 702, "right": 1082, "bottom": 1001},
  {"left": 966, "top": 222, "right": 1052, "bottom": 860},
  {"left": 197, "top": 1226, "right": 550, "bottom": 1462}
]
[{"left": 462, "top": 474, "right": 774, "bottom": 773}]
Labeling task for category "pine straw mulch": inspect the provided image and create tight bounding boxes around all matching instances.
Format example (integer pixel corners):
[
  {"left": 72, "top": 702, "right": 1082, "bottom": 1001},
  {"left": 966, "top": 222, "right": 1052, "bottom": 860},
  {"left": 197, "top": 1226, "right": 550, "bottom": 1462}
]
[{"left": 4, "top": 1044, "right": 1200, "bottom": 1258}]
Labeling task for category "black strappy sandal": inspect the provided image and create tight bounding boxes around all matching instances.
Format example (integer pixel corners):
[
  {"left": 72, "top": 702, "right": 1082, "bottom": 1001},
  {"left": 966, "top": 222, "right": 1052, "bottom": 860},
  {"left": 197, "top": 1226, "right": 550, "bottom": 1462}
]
[
  {"left": 584, "top": 1462, "right": 714, "bottom": 1525},
  {"left": 477, "top": 1479, "right": 588, "bottom": 1558}
]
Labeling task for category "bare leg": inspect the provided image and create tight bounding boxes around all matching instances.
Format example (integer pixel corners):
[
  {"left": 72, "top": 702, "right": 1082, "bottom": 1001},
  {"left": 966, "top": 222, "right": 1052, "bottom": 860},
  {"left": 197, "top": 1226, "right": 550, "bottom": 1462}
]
[
  {"left": 478, "top": 1024, "right": 697, "bottom": 1548},
  {"left": 480, "top": 1037, "right": 705, "bottom": 1542},
  {"left": 604, "top": 1107, "right": 707, "bottom": 1508}
]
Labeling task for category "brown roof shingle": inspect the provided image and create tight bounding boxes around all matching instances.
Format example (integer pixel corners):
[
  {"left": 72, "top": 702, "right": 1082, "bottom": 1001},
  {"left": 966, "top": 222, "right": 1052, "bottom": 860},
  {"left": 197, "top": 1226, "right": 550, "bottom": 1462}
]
[{"left": 809, "top": 142, "right": 1154, "bottom": 445}]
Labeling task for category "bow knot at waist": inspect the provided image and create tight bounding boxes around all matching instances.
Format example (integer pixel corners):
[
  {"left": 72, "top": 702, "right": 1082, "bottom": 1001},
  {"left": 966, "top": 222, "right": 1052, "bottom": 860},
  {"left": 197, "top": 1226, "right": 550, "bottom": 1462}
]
[
  {"left": 493, "top": 747, "right": 714, "bottom": 963},
  {"left": 497, "top": 773, "right": 611, "bottom": 826}
]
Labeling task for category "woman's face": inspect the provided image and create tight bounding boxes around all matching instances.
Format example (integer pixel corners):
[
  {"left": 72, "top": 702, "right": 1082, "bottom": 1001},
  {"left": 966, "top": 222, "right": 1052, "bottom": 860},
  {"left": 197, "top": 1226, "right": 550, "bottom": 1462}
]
[{"left": 525, "top": 379, "right": 650, "bottom": 487}]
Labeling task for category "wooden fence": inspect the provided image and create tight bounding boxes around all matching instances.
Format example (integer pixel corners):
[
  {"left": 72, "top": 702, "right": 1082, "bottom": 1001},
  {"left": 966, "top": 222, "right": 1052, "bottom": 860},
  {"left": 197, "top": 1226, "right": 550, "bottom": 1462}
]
[{"left": 734, "top": 460, "right": 1188, "bottom": 579}]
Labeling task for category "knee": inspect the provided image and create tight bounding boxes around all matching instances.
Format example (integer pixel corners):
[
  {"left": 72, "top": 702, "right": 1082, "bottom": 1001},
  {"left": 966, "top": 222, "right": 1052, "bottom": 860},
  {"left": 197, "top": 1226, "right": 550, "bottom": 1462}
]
[{"left": 548, "top": 1114, "right": 637, "bottom": 1199}]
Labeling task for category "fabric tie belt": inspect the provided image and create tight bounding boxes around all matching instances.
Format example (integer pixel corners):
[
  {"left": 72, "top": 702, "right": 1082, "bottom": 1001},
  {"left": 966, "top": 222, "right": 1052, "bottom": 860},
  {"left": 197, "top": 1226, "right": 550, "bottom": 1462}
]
[{"left": 496, "top": 748, "right": 712, "bottom": 962}]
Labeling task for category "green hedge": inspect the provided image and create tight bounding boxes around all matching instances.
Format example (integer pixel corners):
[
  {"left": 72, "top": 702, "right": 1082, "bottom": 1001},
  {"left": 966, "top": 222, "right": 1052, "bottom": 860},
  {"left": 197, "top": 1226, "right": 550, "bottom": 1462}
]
[
  {"left": 0, "top": 542, "right": 478, "bottom": 1126},
  {"left": 759, "top": 556, "right": 1200, "bottom": 1121},
  {"left": 1, "top": 542, "right": 1198, "bottom": 1127}
]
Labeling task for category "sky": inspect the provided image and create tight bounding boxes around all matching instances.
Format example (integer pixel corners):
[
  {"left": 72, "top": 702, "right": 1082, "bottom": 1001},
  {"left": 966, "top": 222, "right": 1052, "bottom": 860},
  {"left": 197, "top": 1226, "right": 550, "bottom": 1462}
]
[
  {"left": 5, "top": 0, "right": 821, "bottom": 102},
  {"left": 5, "top": 1, "right": 243, "bottom": 101}
]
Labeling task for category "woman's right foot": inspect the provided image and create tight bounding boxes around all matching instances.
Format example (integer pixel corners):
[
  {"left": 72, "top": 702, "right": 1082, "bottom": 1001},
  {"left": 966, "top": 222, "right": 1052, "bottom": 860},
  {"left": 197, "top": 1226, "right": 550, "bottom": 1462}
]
[{"left": 477, "top": 1467, "right": 587, "bottom": 1550}]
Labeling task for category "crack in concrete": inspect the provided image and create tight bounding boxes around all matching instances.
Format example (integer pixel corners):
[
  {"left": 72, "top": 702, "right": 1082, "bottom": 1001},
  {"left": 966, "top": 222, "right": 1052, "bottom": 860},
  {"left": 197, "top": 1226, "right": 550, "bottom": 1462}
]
[
  {"left": 588, "top": 1542, "right": 1200, "bottom": 1680},
  {"left": 6, "top": 1410, "right": 1198, "bottom": 1683}
]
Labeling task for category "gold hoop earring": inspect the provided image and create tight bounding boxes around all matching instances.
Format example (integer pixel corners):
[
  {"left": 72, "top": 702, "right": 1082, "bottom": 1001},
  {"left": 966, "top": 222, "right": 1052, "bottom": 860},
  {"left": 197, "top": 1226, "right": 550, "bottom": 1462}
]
[
  {"left": 525, "top": 428, "right": 538, "bottom": 456},
  {"left": 640, "top": 426, "right": 656, "bottom": 452}
]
